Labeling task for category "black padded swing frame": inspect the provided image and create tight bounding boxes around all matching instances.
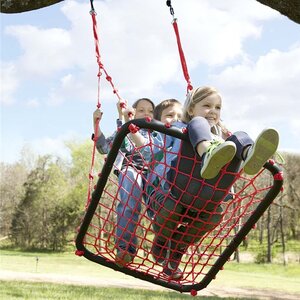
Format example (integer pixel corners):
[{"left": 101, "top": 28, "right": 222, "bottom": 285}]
[{"left": 75, "top": 119, "right": 283, "bottom": 293}]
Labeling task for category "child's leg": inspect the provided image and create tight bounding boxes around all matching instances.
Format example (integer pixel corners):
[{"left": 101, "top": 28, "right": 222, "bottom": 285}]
[
  {"left": 187, "top": 116, "right": 212, "bottom": 147},
  {"left": 226, "top": 131, "right": 253, "bottom": 161},
  {"left": 115, "top": 167, "right": 143, "bottom": 265},
  {"left": 162, "top": 205, "right": 223, "bottom": 280},
  {"left": 170, "top": 205, "right": 224, "bottom": 250},
  {"left": 150, "top": 194, "right": 183, "bottom": 263}
]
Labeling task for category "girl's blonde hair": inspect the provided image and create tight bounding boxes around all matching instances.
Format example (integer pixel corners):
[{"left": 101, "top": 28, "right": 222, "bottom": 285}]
[
  {"left": 182, "top": 86, "right": 232, "bottom": 139},
  {"left": 182, "top": 86, "right": 220, "bottom": 123}
]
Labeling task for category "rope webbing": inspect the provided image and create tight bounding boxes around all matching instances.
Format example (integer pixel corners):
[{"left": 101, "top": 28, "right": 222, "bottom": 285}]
[{"left": 76, "top": 118, "right": 284, "bottom": 293}]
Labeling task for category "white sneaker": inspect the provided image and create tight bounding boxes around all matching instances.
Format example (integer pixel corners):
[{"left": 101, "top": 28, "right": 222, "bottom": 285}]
[
  {"left": 201, "top": 141, "right": 237, "bottom": 179},
  {"left": 241, "top": 128, "right": 279, "bottom": 176}
]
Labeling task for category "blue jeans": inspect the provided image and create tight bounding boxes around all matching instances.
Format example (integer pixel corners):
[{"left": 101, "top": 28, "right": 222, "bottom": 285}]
[{"left": 116, "top": 167, "right": 145, "bottom": 255}]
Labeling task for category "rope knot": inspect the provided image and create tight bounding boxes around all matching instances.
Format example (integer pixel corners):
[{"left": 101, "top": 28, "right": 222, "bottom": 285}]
[
  {"left": 75, "top": 250, "right": 84, "bottom": 256},
  {"left": 120, "top": 101, "right": 126, "bottom": 109},
  {"left": 182, "top": 127, "right": 188, "bottom": 134},
  {"left": 187, "top": 83, "right": 193, "bottom": 91},
  {"left": 128, "top": 123, "right": 140, "bottom": 134}
]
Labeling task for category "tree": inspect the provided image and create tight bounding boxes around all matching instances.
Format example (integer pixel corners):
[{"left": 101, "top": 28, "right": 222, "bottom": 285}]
[
  {"left": 1, "top": 0, "right": 300, "bottom": 25},
  {"left": 10, "top": 156, "right": 50, "bottom": 248},
  {"left": 10, "top": 155, "right": 71, "bottom": 250},
  {"left": 281, "top": 153, "right": 300, "bottom": 240},
  {"left": 0, "top": 162, "right": 27, "bottom": 238}
]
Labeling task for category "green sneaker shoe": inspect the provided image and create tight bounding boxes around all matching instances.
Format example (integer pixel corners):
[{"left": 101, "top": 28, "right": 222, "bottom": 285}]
[
  {"left": 241, "top": 128, "right": 279, "bottom": 175},
  {"left": 201, "top": 140, "right": 236, "bottom": 179}
]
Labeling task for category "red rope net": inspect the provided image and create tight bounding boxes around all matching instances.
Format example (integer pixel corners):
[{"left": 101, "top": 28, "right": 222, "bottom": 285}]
[
  {"left": 77, "top": 4, "right": 283, "bottom": 294},
  {"left": 76, "top": 123, "right": 283, "bottom": 293}
]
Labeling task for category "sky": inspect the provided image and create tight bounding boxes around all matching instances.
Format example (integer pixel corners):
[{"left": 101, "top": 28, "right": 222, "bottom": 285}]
[{"left": 1, "top": 0, "right": 300, "bottom": 164}]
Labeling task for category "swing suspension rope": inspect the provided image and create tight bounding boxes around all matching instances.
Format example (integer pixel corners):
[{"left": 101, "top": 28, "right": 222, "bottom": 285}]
[
  {"left": 87, "top": 0, "right": 126, "bottom": 207},
  {"left": 86, "top": 0, "right": 192, "bottom": 205},
  {"left": 166, "top": 0, "right": 193, "bottom": 93}
]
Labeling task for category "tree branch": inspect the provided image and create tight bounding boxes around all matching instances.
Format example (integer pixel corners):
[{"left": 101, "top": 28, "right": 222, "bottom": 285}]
[
  {"left": 256, "top": 0, "right": 300, "bottom": 24},
  {"left": 1, "top": 0, "right": 64, "bottom": 13}
]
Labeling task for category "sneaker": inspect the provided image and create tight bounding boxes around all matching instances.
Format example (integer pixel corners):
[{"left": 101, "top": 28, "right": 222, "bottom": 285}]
[
  {"left": 241, "top": 128, "right": 279, "bottom": 175},
  {"left": 151, "top": 236, "right": 169, "bottom": 264},
  {"left": 162, "top": 248, "right": 185, "bottom": 280},
  {"left": 162, "top": 264, "right": 183, "bottom": 280},
  {"left": 201, "top": 140, "right": 236, "bottom": 179},
  {"left": 115, "top": 249, "right": 134, "bottom": 267}
]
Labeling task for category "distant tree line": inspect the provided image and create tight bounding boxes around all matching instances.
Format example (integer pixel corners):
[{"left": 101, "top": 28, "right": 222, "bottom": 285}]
[
  {"left": 0, "top": 141, "right": 102, "bottom": 251},
  {"left": 0, "top": 141, "right": 299, "bottom": 263}
]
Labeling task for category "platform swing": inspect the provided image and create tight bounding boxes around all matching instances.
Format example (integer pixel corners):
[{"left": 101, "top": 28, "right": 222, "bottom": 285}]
[{"left": 75, "top": 1, "right": 284, "bottom": 295}]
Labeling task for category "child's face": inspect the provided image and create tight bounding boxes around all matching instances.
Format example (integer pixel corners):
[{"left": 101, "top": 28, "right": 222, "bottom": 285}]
[
  {"left": 189, "top": 93, "right": 221, "bottom": 127},
  {"left": 161, "top": 103, "right": 182, "bottom": 123},
  {"left": 134, "top": 100, "right": 154, "bottom": 119}
]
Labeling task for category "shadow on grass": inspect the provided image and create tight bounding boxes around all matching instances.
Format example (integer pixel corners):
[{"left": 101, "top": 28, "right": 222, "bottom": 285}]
[{"left": 0, "top": 280, "right": 255, "bottom": 300}]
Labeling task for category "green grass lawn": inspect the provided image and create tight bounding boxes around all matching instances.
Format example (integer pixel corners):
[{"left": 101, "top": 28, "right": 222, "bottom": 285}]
[
  {"left": 1, "top": 249, "right": 300, "bottom": 299},
  {"left": 0, "top": 280, "right": 243, "bottom": 300}
]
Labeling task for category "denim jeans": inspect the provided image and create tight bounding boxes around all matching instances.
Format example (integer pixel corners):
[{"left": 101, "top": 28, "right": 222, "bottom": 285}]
[
  {"left": 116, "top": 167, "right": 145, "bottom": 255},
  {"left": 151, "top": 193, "right": 223, "bottom": 250}
]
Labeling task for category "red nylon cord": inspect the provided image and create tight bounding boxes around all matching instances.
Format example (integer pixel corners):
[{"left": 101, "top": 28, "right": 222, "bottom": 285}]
[
  {"left": 81, "top": 129, "right": 279, "bottom": 287},
  {"left": 172, "top": 19, "right": 193, "bottom": 93},
  {"left": 87, "top": 9, "right": 125, "bottom": 207}
]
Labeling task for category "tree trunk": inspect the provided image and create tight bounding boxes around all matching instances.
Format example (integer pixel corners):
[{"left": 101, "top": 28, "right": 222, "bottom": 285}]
[
  {"left": 1, "top": 0, "right": 300, "bottom": 25},
  {"left": 267, "top": 206, "right": 272, "bottom": 263},
  {"left": 279, "top": 195, "right": 287, "bottom": 265},
  {"left": 259, "top": 215, "right": 264, "bottom": 244}
]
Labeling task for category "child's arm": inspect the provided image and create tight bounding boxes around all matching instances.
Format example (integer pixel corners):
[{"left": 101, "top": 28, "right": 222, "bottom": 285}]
[
  {"left": 217, "top": 120, "right": 232, "bottom": 139},
  {"left": 92, "top": 109, "right": 112, "bottom": 154},
  {"left": 116, "top": 99, "right": 127, "bottom": 127},
  {"left": 93, "top": 109, "right": 103, "bottom": 139}
]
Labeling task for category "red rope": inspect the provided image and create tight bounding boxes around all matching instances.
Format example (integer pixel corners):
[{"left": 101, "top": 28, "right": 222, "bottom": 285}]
[
  {"left": 87, "top": 8, "right": 125, "bottom": 206},
  {"left": 172, "top": 19, "right": 193, "bottom": 93},
  {"left": 166, "top": 0, "right": 193, "bottom": 93},
  {"left": 90, "top": 12, "right": 124, "bottom": 105}
]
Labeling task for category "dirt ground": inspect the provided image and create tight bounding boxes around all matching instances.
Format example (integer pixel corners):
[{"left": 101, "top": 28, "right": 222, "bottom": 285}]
[{"left": 1, "top": 269, "right": 299, "bottom": 300}]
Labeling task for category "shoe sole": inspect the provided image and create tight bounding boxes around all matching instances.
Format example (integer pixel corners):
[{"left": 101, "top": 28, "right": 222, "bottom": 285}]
[
  {"left": 163, "top": 267, "right": 183, "bottom": 281},
  {"left": 201, "top": 142, "right": 236, "bottom": 179},
  {"left": 115, "top": 252, "right": 133, "bottom": 267},
  {"left": 243, "top": 128, "right": 279, "bottom": 175}
]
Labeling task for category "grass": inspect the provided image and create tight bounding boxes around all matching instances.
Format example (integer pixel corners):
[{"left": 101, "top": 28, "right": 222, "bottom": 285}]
[
  {"left": 1, "top": 249, "right": 300, "bottom": 299},
  {"left": 215, "top": 263, "right": 300, "bottom": 292},
  {"left": 0, "top": 281, "right": 243, "bottom": 300}
]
